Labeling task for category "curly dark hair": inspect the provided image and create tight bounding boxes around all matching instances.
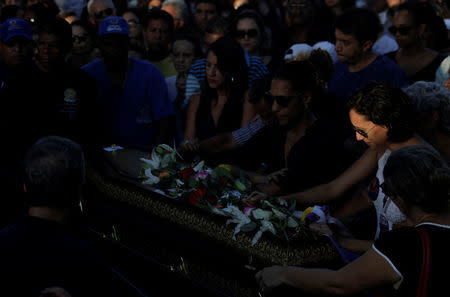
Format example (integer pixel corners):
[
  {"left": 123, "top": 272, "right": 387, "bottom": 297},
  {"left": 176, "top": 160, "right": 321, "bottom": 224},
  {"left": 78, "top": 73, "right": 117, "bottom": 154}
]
[
  {"left": 383, "top": 145, "right": 450, "bottom": 214},
  {"left": 346, "top": 82, "right": 415, "bottom": 142}
]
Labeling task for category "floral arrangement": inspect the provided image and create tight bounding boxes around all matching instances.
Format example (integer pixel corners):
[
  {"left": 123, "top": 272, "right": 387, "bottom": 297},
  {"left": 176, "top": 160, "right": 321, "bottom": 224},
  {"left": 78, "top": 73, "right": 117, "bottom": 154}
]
[{"left": 140, "top": 144, "right": 306, "bottom": 245}]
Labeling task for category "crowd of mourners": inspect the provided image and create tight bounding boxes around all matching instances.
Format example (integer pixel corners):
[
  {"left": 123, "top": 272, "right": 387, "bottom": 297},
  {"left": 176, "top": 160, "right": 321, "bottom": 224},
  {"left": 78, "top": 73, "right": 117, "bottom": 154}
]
[{"left": 0, "top": 0, "right": 449, "bottom": 296}]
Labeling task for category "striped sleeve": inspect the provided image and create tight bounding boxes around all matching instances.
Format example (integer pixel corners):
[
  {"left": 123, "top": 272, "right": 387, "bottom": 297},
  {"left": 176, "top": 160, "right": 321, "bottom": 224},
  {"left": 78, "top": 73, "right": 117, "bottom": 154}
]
[
  {"left": 248, "top": 56, "right": 269, "bottom": 87},
  {"left": 231, "top": 118, "right": 266, "bottom": 146},
  {"left": 184, "top": 58, "right": 206, "bottom": 107}
]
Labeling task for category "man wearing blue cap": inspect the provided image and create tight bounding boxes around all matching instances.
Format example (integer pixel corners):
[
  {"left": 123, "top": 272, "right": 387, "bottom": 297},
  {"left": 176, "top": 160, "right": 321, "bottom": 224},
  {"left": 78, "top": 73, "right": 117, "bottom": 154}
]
[
  {"left": 0, "top": 18, "right": 33, "bottom": 89},
  {"left": 82, "top": 16, "right": 175, "bottom": 148}
]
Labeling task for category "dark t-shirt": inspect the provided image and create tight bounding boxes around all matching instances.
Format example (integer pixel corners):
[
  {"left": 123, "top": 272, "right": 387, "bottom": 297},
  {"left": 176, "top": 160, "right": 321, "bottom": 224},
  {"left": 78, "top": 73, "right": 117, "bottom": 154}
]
[
  {"left": 0, "top": 216, "right": 123, "bottom": 297},
  {"left": 239, "top": 118, "right": 348, "bottom": 193},
  {"left": 1, "top": 62, "right": 99, "bottom": 151},
  {"left": 373, "top": 223, "right": 450, "bottom": 297},
  {"left": 385, "top": 51, "right": 447, "bottom": 84}
]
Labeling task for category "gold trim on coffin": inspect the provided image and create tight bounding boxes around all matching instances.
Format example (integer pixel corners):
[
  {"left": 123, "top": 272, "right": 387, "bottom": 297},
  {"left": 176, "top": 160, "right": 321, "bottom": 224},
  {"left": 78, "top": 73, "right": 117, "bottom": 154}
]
[{"left": 86, "top": 164, "right": 339, "bottom": 268}]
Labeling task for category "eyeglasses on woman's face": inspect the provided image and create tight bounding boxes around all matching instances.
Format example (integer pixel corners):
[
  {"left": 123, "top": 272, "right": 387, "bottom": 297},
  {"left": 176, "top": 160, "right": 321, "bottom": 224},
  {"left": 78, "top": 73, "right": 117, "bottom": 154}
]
[
  {"left": 352, "top": 124, "right": 375, "bottom": 138},
  {"left": 94, "top": 7, "right": 113, "bottom": 19},
  {"left": 235, "top": 28, "right": 258, "bottom": 39}
]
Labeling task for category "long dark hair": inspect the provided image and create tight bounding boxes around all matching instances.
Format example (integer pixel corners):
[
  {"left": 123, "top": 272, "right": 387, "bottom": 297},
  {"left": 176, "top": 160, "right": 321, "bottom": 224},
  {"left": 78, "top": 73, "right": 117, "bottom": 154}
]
[{"left": 197, "top": 37, "right": 248, "bottom": 135}]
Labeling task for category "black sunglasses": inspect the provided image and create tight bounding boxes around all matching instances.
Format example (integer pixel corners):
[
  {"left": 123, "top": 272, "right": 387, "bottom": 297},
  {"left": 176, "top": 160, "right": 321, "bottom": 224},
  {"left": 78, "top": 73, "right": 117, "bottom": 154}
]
[
  {"left": 388, "top": 25, "right": 413, "bottom": 36},
  {"left": 352, "top": 124, "right": 375, "bottom": 139},
  {"left": 235, "top": 29, "right": 258, "bottom": 39},
  {"left": 72, "top": 34, "right": 88, "bottom": 42},
  {"left": 94, "top": 8, "right": 113, "bottom": 19},
  {"left": 265, "top": 91, "right": 299, "bottom": 108}
]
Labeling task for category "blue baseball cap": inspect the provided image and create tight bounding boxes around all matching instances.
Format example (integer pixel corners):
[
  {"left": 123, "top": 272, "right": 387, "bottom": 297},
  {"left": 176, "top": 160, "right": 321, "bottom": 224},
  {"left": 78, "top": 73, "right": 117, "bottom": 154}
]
[
  {"left": 0, "top": 18, "right": 32, "bottom": 43},
  {"left": 98, "top": 16, "right": 129, "bottom": 37}
]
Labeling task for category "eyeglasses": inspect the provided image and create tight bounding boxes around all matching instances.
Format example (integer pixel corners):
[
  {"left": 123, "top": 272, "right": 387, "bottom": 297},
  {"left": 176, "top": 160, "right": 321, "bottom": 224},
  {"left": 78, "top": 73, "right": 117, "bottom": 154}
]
[
  {"left": 72, "top": 34, "right": 88, "bottom": 42},
  {"left": 388, "top": 25, "right": 413, "bottom": 36},
  {"left": 94, "top": 8, "right": 113, "bottom": 19},
  {"left": 352, "top": 124, "right": 375, "bottom": 138},
  {"left": 265, "top": 91, "right": 300, "bottom": 108},
  {"left": 235, "top": 29, "right": 258, "bottom": 39}
]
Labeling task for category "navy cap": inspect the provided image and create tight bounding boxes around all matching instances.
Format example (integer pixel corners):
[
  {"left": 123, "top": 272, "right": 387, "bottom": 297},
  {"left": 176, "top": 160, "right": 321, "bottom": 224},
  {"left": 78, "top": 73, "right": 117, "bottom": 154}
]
[
  {"left": 0, "top": 18, "right": 32, "bottom": 43},
  {"left": 98, "top": 16, "right": 129, "bottom": 37}
]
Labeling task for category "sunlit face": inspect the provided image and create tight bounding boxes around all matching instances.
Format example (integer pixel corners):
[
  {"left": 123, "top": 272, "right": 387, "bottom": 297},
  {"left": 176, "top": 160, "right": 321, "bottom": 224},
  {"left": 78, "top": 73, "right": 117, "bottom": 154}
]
[
  {"left": 270, "top": 79, "right": 304, "bottom": 126},
  {"left": 72, "top": 25, "right": 92, "bottom": 55},
  {"left": 161, "top": 4, "right": 183, "bottom": 29},
  {"left": 172, "top": 39, "right": 195, "bottom": 73},
  {"left": 235, "top": 17, "right": 260, "bottom": 55},
  {"left": 89, "top": 2, "right": 114, "bottom": 25},
  {"left": 392, "top": 10, "right": 418, "bottom": 49},
  {"left": 349, "top": 109, "right": 388, "bottom": 148},
  {"left": 194, "top": 3, "right": 217, "bottom": 30},
  {"left": 206, "top": 51, "right": 224, "bottom": 89},
  {"left": 334, "top": 29, "right": 364, "bottom": 65}
]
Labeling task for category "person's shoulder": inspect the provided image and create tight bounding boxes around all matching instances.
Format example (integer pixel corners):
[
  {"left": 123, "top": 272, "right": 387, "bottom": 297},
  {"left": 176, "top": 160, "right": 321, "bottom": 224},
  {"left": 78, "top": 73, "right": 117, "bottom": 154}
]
[
  {"left": 81, "top": 58, "right": 104, "bottom": 72},
  {"left": 191, "top": 58, "right": 206, "bottom": 69},
  {"left": 374, "top": 55, "right": 402, "bottom": 70}
]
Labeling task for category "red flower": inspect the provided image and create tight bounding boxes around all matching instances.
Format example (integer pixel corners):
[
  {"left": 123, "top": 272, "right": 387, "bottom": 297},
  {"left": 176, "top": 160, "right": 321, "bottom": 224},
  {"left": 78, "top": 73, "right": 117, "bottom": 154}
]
[
  {"left": 188, "top": 187, "right": 206, "bottom": 205},
  {"left": 179, "top": 167, "right": 195, "bottom": 182},
  {"left": 219, "top": 177, "right": 226, "bottom": 186}
]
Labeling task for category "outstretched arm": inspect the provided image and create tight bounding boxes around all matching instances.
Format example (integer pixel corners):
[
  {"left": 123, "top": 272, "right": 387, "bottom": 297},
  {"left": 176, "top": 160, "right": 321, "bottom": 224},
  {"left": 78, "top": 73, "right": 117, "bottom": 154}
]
[
  {"left": 278, "top": 148, "right": 379, "bottom": 206},
  {"left": 256, "top": 247, "right": 400, "bottom": 296}
]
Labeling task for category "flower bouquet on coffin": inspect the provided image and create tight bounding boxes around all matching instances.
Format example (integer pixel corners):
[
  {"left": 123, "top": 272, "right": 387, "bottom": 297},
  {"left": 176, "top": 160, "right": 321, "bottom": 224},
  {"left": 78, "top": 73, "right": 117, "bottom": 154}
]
[
  {"left": 139, "top": 144, "right": 251, "bottom": 210},
  {"left": 139, "top": 144, "right": 305, "bottom": 245}
]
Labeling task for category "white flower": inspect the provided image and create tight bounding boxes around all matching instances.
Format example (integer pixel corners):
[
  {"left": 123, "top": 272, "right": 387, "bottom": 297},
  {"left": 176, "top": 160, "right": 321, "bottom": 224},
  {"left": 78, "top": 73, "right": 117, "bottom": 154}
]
[
  {"left": 142, "top": 168, "right": 160, "bottom": 185},
  {"left": 251, "top": 220, "right": 276, "bottom": 246},
  {"left": 221, "top": 205, "right": 251, "bottom": 240},
  {"left": 193, "top": 160, "right": 205, "bottom": 172},
  {"left": 271, "top": 207, "right": 287, "bottom": 219},
  {"left": 140, "top": 157, "right": 159, "bottom": 170},
  {"left": 287, "top": 217, "right": 299, "bottom": 228},
  {"left": 175, "top": 179, "right": 184, "bottom": 186},
  {"left": 252, "top": 209, "right": 272, "bottom": 220},
  {"left": 158, "top": 143, "right": 175, "bottom": 153}
]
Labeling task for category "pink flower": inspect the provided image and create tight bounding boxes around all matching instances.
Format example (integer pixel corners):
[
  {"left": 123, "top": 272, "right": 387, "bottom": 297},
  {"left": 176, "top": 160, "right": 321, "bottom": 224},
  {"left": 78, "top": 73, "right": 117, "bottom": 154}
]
[
  {"left": 244, "top": 206, "right": 256, "bottom": 216},
  {"left": 194, "top": 171, "right": 210, "bottom": 181}
]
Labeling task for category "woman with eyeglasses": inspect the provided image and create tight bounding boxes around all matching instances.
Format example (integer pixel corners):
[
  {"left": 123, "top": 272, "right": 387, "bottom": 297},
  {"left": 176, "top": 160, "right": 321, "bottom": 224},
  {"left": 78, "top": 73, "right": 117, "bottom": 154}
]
[
  {"left": 230, "top": 9, "right": 278, "bottom": 71},
  {"left": 182, "top": 37, "right": 250, "bottom": 150},
  {"left": 385, "top": 1, "right": 447, "bottom": 84},
  {"left": 69, "top": 21, "right": 97, "bottom": 68},
  {"left": 256, "top": 145, "right": 450, "bottom": 297},
  {"left": 246, "top": 82, "right": 431, "bottom": 252}
]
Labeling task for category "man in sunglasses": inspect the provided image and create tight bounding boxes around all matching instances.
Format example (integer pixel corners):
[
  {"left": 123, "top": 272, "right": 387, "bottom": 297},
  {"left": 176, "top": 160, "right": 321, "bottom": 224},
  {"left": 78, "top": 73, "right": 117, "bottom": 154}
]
[
  {"left": 328, "top": 7, "right": 408, "bottom": 103},
  {"left": 0, "top": 18, "right": 33, "bottom": 90},
  {"left": 87, "top": 0, "right": 115, "bottom": 27}
]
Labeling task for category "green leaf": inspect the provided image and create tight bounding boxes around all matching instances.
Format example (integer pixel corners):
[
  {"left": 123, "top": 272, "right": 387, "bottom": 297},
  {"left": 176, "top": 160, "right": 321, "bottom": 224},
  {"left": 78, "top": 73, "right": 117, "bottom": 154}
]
[
  {"left": 211, "top": 167, "right": 233, "bottom": 179},
  {"left": 240, "top": 221, "right": 258, "bottom": 232},
  {"left": 188, "top": 178, "right": 199, "bottom": 188}
]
